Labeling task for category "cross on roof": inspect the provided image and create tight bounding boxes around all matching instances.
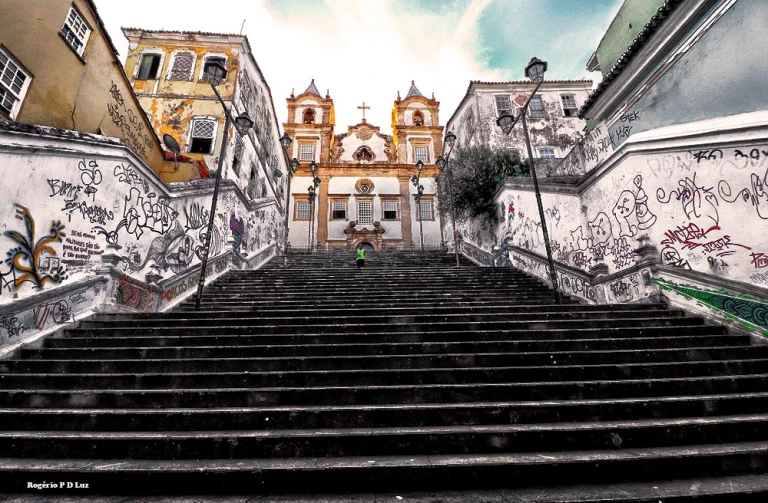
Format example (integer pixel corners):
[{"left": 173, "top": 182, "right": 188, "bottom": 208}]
[{"left": 357, "top": 102, "right": 370, "bottom": 121}]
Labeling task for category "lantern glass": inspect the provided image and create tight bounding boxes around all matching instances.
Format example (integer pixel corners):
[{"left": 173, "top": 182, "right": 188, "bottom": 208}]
[
  {"left": 525, "top": 57, "right": 548, "bottom": 85},
  {"left": 290, "top": 158, "right": 300, "bottom": 173},
  {"left": 496, "top": 112, "right": 516, "bottom": 136},
  {"left": 444, "top": 131, "right": 457, "bottom": 148},
  {"left": 206, "top": 61, "right": 227, "bottom": 87},
  {"left": 416, "top": 160, "right": 424, "bottom": 172},
  {"left": 279, "top": 133, "right": 292, "bottom": 150},
  {"left": 436, "top": 156, "right": 446, "bottom": 171}
]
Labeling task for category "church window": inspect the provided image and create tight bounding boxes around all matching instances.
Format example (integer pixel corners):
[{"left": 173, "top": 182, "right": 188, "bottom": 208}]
[
  {"left": 529, "top": 96, "right": 545, "bottom": 118},
  {"left": 413, "top": 111, "right": 424, "bottom": 126},
  {"left": 189, "top": 118, "right": 216, "bottom": 154},
  {"left": 382, "top": 200, "right": 399, "bottom": 220},
  {"left": 137, "top": 53, "right": 162, "bottom": 80},
  {"left": 417, "top": 200, "right": 434, "bottom": 221},
  {"left": 495, "top": 95, "right": 512, "bottom": 116},
  {"left": 299, "top": 143, "right": 315, "bottom": 161},
  {"left": 203, "top": 56, "right": 227, "bottom": 82},
  {"left": 561, "top": 94, "right": 578, "bottom": 117},
  {"left": 357, "top": 201, "right": 373, "bottom": 225},
  {"left": 295, "top": 200, "right": 310, "bottom": 220},
  {"left": 303, "top": 108, "right": 315, "bottom": 124},
  {"left": 168, "top": 52, "right": 195, "bottom": 81},
  {"left": 331, "top": 200, "right": 347, "bottom": 220},
  {"left": 414, "top": 146, "right": 428, "bottom": 163},
  {"left": 61, "top": 5, "right": 91, "bottom": 57},
  {"left": 0, "top": 48, "right": 31, "bottom": 120}
]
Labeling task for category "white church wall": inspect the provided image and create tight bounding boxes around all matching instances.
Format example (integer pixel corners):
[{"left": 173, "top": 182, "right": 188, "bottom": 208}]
[
  {"left": 337, "top": 134, "right": 389, "bottom": 163},
  {"left": 405, "top": 104, "right": 433, "bottom": 127},
  {"left": 293, "top": 98, "right": 322, "bottom": 124}
]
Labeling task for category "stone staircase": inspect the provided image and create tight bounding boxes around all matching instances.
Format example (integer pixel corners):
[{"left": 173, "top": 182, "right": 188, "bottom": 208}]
[{"left": 1, "top": 250, "right": 768, "bottom": 499}]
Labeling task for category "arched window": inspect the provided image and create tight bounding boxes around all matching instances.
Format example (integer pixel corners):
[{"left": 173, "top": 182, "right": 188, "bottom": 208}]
[
  {"left": 354, "top": 146, "right": 374, "bottom": 162},
  {"left": 413, "top": 111, "right": 424, "bottom": 127},
  {"left": 303, "top": 108, "right": 315, "bottom": 124}
]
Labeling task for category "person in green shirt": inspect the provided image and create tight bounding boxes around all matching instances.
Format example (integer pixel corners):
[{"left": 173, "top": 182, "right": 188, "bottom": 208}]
[{"left": 356, "top": 245, "right": 366, "bottom": 268}]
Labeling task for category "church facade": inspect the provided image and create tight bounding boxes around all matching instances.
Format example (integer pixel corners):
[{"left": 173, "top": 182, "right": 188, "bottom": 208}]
[{"left": 284, "top": 81, "right": 445, "bottom": 251}]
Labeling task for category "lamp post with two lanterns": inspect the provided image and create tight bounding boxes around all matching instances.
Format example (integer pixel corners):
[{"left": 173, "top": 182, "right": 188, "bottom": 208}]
[
  {"left": 195, "top": 61, "right": 255, "bottom": 311},
  {"left": 278, "top": 133, "right": 299, "bottom": 262},
  {"left": 495, "top": 57, "right": 561, "bottom": 304},
  {"left": 307, "top": 161, "right": 321, "bottom": 250},
  {"left": 412, "top": 160, "right": 426, "bottom": 253}
]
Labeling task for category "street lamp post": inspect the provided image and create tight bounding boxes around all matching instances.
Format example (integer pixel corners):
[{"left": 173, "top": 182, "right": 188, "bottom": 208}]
[
  {"left": 195, "top": 61, "right": 254, "bottom": 311},
  {"left": 307, "top": 162, "right": 320, "bottom": 251},
  {"left": 279, "top": 133, "right": 299, "bottom": 267},
  {"left": 436, "top": 130, "right": 459, "bottom": 266},
  {"left": 495, "top": 57, "right": 561, "bottom": 304},
  {"left": 412, "top": 160, "right": 425, "bottom": 253}
]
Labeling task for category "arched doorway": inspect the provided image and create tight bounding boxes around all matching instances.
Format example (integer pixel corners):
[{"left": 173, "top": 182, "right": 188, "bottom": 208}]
[{"left": 359, "top": 242, "right": 375, "bottom": 252}]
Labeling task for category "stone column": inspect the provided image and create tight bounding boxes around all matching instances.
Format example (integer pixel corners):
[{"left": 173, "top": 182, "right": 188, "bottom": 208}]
[
  {"left": 398, "top": 175, "right": 413, "bottom": 245},
  {"left": 316, "top": 173, "right": 331, "bottom": 246}
]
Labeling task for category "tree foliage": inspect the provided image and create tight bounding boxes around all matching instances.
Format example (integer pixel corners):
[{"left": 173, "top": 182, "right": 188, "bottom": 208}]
[{"left": 437, "top": 145, "right": 528, "bottom": 226}]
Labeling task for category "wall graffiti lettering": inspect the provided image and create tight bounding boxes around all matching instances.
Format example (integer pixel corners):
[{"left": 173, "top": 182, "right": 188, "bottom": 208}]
[
  {"left": 0, "top": 316, "right": 25, "bottom": 339},
  {"left": 107, "top": 82, "right": 153, "bottom": 158},
  {"left": 32, "top": 299, "right": 73, "bottom": 330},
  {"left": 751, "top": 252, "right": 768, "bottom": 269},
  {"left": 656, "top": 173, "right": 720, "bottom": 227}
]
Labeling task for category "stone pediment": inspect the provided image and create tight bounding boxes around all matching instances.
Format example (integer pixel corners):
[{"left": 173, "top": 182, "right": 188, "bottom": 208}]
[{"left": 330, "top": 121, "right": 396, "bottom": 164}]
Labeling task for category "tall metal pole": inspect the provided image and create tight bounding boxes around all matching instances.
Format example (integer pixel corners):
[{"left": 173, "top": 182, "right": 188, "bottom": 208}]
[
  {"left": 417, "top": 195, "right": 425, "bottom": 253},
  {"left": 443, "top": 149, "right": 460, "bottom": 267},
  {"left": 194, "top": 100, "right": 231, "bottom": 311},
  {"left": 520, "top": 111, "right": 562, "bottom": 304},
  {"left": 283, "top": 170, "right": 292, "bottom": 266}
]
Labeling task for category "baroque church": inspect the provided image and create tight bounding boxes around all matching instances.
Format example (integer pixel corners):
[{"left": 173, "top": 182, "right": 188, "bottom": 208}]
[{"left": 284, "top": 80, "right": 445, "bottom": 251}]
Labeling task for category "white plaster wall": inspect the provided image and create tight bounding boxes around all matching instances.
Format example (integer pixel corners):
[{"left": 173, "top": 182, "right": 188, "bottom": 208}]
[
  {"left": 496, "top": 111, "right": 768, "bottom": 289},
  {"left": 0, "top": 130, "right": 282, "bottom": 346},
  {"left": 287, "top": 175, "right": 314, "bottom": 247},
  {"left": 408, "top": 181, "right": 442, "bottom": 247}
]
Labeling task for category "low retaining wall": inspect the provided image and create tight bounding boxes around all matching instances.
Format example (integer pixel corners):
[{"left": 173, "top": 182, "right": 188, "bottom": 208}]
[{"left": 0, "top": 124, "right": 283, "bottom": 352}]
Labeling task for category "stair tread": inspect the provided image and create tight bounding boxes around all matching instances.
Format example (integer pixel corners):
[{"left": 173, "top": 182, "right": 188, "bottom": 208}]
[{"left": 1, "top": 441, "right": 767, "bottom": 471}]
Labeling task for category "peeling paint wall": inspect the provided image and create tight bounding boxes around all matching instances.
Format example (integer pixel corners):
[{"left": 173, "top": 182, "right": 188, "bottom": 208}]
[
  {"left": 0, "top": 128, "right": 282, "bottom": 348},
  {"left": 0, "top": 0, "right": 165, "bottom": 172},
  {"left": 122, "top": 31, "right": 288, "bottom": 204}
]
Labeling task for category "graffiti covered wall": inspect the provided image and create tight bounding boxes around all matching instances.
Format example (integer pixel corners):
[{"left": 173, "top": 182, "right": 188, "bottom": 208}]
[{"left": 0, "top": 126, "right": 282, "bottom": 348}]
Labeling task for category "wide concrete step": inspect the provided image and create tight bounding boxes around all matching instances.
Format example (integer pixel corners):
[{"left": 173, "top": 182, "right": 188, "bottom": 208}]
[
  {"left": 46, "top": 326, "right": 727, "bottom": 351},
  {"left": 109, "top": 305, "right": 673, "bottom": 321},
  {"left": 73, "top": 317, "right": 703, "bottom": 334},
  {"left": 4, "top": 345, "right": 761, "bottom": 373},
  {"left": 3, "top": 359, "right": 768, "bottom": 390},
  {"left": 4, "top": 414, "right": 768, "bottom": 460},
  {"left": 0, "top": 442, "right": 767, "bottom": 493},
  {"left": 3, "top": 392, "right": 768, "bottom": 432},
  {"left": 2, "top": 373, "right": 768, "bottom": 408}
]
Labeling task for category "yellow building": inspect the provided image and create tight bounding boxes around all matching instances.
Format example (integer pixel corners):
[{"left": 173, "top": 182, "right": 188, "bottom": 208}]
[
  {"left": 122, "top": 29, "right": 287, "bottom": 205},
  {"left": 285, "top": 81, "right": 445, "bottom": 251},
  {"left": 0, "top": 0, "right": 182, "bottom": 178}
]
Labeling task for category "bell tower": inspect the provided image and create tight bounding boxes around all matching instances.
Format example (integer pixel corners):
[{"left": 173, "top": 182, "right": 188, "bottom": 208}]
[
  {"left": 283, "top": 79, "right": 335, "bottom": 163},
  {"left": 392, "top": 81, "right": 444, "bottom": 164}
]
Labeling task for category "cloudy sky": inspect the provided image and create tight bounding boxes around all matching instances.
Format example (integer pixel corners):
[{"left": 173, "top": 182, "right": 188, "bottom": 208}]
[{"left": 97, "top": 0, "right": 622, "bottom": 134}]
